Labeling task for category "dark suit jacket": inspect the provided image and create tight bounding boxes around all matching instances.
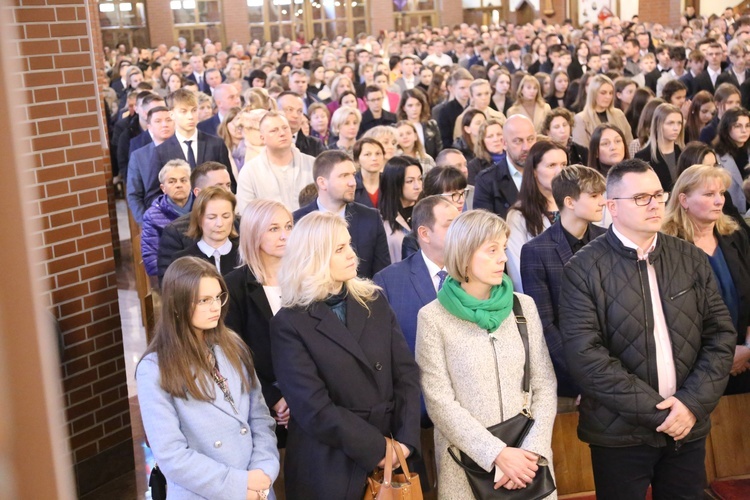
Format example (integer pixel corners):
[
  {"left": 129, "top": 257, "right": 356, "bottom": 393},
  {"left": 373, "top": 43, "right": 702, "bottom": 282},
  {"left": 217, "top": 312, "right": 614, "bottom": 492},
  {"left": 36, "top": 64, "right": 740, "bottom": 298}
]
[
  {"left": 116, "top": 116, "right": 145, "bottom": 181},
  {"left": 171, "top": 239, "right": 240, "bottom": 277},
  {"left": 716, "top": 68, "right": 750, "bottom": 90},
  {"left": 634, "top": 144, "right": 682, "bottom": 190},
  {"left": 420, "top": 119, "right": 442, "bottom": 160},
  {"left": 197, "top": 114, "right": 221, "bottom": 136},
  {"left": 717, "top": 228, "right": 750, "bottom": 395},
  {"left": 129, "top": 129, "right": 153, "bottom": 155},
  {"left": 359, "top": 110, "right": 397, "bottom": 137},
  {"left": 151, "top": 132, "right": 235, "bottom": 191},
  {"left": 186, "top": 72, "right": 210, "bottom": 93},
  {"left": 679, "top": 71, "right": 698, "bottom": 98},
  {"left": 110, "top": 78, "right": 126, "bottom": 99},
  {"left": 699, "top": 116, "right": 719, "bottom": 144},
  {"left": 644, "top": 68, "right": 662, "bottom": 93},
  {"left": 692, "top": 70, "right": 717, "bottom": 96},
  {"left": 472, "top": 156, "right": 519, "bottom": 219},
  {"left": 520, "top": 221, "right": 606, "bottom": 397},
  {"left": 466, "top": 157, "right": 492, "bottom": 185},
  {"left": 126, "top": 142, "right": 159, "bottom": 224},
  {"left": 293, "top": 200, "right": 391, "bottom": 278},
  {"left": 295, "top": 131, "right": 326, "bottom": 158},
  {"left": 437, "top": 99, "right": 466, "bottom": 152},
  {"left": 224, "top": 265, "right": 287, "bottom": 445},
  {"left": 740, "top": 78, "right": 750, "bottom": 110},
  {"left": 270, "top": 293, "right": 421, "bottom": 499},
  {"left": 372, "top": 251, "right": 435, "bottom": 355}
]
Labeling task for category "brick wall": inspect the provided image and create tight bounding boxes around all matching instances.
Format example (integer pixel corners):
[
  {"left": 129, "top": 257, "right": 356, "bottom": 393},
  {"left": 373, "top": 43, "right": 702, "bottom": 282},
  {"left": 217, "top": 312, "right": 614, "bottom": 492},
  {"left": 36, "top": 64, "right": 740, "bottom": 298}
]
[
  {"left": 223, "top": 0, "right": 250, "bottom": 46},
  {"left": 639, "top": 0, "right": 682, "bottom": 27},
  {"left": 146, "top": 0, "right": 175, "bottom": 48},
  {"left": 9, "top": 0, "right": 133, "bottom": 496}
]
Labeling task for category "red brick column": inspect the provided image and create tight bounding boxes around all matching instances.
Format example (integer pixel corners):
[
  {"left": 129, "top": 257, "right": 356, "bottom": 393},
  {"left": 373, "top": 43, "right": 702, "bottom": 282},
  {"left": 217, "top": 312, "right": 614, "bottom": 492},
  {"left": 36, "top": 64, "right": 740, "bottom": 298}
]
[
  {"left": 146, "top": 0, "right": 176, "bottom": 48},
  {"left": 10, "top": 0, "right": 133, "bottom": 496},
  {"left": 639, "top": 0, "right": 682, "bottom": 27},
  {"left": 223, "top": 0, "right": 250, "bottom": 46},
  {"left": 441, "top": 0, "right": 464, "bottom": 27}
]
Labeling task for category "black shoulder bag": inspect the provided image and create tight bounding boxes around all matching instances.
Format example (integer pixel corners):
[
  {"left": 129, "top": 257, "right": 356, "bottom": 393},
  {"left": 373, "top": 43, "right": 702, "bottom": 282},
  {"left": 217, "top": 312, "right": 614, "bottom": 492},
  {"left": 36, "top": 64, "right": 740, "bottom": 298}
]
[{"left": 447, "top": 296, "right": 556, "bottom": 500}]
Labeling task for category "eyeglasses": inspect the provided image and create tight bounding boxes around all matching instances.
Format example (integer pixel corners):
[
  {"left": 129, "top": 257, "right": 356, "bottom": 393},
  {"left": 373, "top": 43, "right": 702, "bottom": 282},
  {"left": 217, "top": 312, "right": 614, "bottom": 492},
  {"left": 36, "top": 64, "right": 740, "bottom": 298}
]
[
  {"left": 610, "top": 191, "right": 670, "bottom": 206},
  {"left": 439, "top": 188, "right": 470, "bottom": 203},
  {"left": 195, "top": 292, "right": 229, "bottom": 308}
]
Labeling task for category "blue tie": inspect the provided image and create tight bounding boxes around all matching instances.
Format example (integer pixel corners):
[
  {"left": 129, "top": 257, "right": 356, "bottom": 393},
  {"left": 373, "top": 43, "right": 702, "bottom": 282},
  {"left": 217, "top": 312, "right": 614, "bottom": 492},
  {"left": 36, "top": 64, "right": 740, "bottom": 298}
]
[
  {"left": 184, "top": 140, "right": 196, "bottom": 169},
  {"left": 437, "top": 270, "right": 448, "bottom": 291}
]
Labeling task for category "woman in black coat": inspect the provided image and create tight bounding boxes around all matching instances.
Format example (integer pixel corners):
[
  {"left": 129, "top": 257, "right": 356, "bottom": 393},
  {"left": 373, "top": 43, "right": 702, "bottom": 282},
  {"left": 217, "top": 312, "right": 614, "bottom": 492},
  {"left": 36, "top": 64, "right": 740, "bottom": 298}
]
[
  {"left": 225, "top": 199, "right": 294, "bottom": 446},
  {"left": 663, "top": 164, "right": 750, "bottom": 395},
  {"left": 270, "top": 211, "right": 421, "bottom": 500}
]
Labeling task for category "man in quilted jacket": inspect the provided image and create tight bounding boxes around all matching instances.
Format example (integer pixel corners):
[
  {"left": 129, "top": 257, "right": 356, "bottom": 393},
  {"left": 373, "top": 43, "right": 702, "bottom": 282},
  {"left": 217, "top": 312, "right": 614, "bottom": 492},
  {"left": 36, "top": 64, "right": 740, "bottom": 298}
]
[
  {"left": 559, "top": 159, "right": 736, "bottom": 499},
  {"left": 141, "top": 160, "right": 192, "bottom": 276}
]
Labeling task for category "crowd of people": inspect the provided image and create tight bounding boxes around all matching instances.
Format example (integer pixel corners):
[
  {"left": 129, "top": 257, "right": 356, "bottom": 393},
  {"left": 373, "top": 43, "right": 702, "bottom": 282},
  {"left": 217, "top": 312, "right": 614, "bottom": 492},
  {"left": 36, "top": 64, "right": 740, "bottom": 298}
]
[{"left": 111, "top": 7, "right": 750, "bottom": 500}]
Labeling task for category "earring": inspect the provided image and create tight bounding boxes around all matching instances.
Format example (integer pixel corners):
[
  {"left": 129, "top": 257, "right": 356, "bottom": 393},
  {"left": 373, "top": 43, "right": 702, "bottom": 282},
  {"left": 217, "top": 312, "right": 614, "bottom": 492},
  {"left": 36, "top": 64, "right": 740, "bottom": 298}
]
[{"left": 465, "top": 268, "right": 470, "bottom": 283}]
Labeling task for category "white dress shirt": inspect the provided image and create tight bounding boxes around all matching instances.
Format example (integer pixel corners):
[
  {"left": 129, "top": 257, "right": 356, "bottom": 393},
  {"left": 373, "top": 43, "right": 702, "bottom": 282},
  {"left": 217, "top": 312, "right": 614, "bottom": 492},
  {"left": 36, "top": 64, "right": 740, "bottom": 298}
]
[
  {"left": 420, "top": 251, "right": 444, "bottom": 293},
  {"left": 506, "top": 157, "right": 524, "bottom": 192},
  {"left": 175, "top": 129, "right": 198, "bottom": 162}
]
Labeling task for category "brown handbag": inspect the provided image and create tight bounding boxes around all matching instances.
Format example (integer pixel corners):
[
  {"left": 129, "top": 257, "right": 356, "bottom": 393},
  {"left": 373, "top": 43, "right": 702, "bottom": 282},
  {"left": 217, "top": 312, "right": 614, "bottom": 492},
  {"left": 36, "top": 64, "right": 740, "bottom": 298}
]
[{"left": 364, "top": 437, "right": 423, "bottom": 500}]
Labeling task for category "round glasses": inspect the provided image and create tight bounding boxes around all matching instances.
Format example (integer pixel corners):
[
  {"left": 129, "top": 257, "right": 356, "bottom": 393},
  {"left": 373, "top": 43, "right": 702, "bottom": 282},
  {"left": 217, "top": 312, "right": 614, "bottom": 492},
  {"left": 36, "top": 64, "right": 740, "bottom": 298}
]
[
  {"left": 195, "top": 292, "right": 229, "bottom": 308},
  {"left": 439, "top": 188, "right": 470, "bottom": 203}
]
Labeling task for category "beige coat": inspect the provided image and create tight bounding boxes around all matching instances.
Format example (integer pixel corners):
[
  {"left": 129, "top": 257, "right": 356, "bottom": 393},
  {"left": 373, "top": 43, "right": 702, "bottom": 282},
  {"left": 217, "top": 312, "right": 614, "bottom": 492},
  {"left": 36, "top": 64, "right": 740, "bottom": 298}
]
[
  {"left": 416, "top": 294, "right": 557, "bottom": 499},
  {"left": 383, "top": 213, "right": 410, "bottom": 264},
  {"left": 571, "top": 107, "right": 633, "bottom": 148},
  {"left": 506, "top": 102, "right": 551, "bottom": 133}
]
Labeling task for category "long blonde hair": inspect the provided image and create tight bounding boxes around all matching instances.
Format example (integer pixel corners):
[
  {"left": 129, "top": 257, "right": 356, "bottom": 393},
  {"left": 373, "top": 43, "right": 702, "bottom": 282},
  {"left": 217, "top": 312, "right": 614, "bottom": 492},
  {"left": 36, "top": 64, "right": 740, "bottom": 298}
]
[
  {"left": 644, "top": 103, "right": 685, "bottom": 164},
  {"left": 662, "top": 164, "right": 738, "bottom": 241},
  {"left": 279, "top": 211, "right": 379, "bottom": 310},
  {"left": 239, "top": 199, "right": 292, "bottom": 285},
  {"left": 582, "top": 74, "right": 616, "bottom": 129},
  {"left": 514, "top": 74, "right": 546, "bottom": 107},
  {"left": 141, "top": 257, "right": 255, "bottom": 400}
]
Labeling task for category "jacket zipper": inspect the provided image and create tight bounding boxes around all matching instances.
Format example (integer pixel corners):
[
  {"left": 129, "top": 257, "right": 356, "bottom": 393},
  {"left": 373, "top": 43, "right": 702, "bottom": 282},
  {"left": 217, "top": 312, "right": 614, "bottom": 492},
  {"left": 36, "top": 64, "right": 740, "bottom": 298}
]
[{"left": 490, "top": 336, "right": 504, "bottom": 422}]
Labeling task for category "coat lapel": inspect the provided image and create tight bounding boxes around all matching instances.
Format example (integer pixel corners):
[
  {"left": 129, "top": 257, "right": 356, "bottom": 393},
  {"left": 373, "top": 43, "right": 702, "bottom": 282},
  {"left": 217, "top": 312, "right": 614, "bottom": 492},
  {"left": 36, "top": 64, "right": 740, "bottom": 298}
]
[
  {"left": 550, "top": 223, "right": 573, "bottom": 264},
  {"left": 410, "top": 252, "right": 437, "bottom": 305},
  {"left": 197, "top": 132, "right": 207, "bottom": 164},
  {"left": 310, "top": 302, "right": 373, "bottom": 370},
  {"left": 209, "top": 346, "right": 248, "bottom": 424}
]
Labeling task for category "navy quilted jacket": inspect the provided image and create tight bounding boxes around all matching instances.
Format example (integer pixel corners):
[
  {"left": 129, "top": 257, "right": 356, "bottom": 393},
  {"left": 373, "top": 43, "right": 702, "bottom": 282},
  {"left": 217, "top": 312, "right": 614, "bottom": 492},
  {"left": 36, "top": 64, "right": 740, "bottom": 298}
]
[
  {"left": 141, "top": 194, "right": 192, "bottom": 276},
  {"left": 559, "top": 228, "right": 736, "bottom": 447}
]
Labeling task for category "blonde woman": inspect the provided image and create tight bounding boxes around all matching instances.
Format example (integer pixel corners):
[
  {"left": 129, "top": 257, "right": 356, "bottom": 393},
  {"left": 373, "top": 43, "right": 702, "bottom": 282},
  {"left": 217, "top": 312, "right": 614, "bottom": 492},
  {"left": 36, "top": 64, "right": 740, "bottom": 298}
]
[
  {"left": 415, "top": 210, "right": 557, "bottom": 499},
  {"left": 572, "top": 74, "right": 633, "bottom": 148},
  {"left": 270, "top": 211, "right": 421, "bottom": 499},
  {"left": 634, "top": 103, "right": 685, "bottom": 190},
  {"left": 363, "top": 125, "right": 399, "bottom": 161},
  {"left": 397, "top": 120, "right": 436, "bottom": 172},
  {"left": 218, "top": 107, "right": 244, "bottom": 179},
  {"left": 329, "top": 106, "right": 362, "bottom": 156},
  {"left": 225, "top": 200, "right": 294, "bottom": 447},
  {"left": 467, "top": 118, "right": 505, "bottom": 184},
  {"left": 662, "top": 164, "right": 750, "bottom": 395},
  {"left": 326, "top": 74, "right": 357, "bottom": 116},
  {"left": 240, "top": 108, "right": 268, "bottom": 169},
  {"left": 506, "top": 74, "right": 551, "bottom": 133},
  {"left": 452, "top": 79, "right": 507, "bottom": 140}
]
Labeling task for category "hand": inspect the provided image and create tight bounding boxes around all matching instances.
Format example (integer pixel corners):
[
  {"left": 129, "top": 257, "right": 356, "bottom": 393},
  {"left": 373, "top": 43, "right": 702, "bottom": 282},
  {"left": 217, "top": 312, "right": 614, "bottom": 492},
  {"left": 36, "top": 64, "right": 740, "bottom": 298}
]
[
  {"left": 655, "top": 397, "right": 696, "bottom": 441},
  {"left": 730, "top": 345, "right": 750, "bottom": 376},
  {"left": 680, "top": 99, "right": 692, "bottom": 120},
  {"left": 377, "top": 438, "right": 411, "bottom": 468},
  {"left": 246, "top": 469, "right": 271, "bottom": 492},
  {"left": 493, "top": 447, "right": 539, "bottom": 488},
  {"left": 272, "top": 398, "right": 290, "bottom": 427}
]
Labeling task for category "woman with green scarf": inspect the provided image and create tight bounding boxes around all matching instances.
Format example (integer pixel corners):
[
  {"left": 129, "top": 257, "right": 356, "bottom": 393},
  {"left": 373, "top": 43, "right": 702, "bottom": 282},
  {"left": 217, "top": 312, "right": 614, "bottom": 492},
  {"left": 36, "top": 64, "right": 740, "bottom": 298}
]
[{"left": 415, "top": 209, "right": 558, "bottom": 499}]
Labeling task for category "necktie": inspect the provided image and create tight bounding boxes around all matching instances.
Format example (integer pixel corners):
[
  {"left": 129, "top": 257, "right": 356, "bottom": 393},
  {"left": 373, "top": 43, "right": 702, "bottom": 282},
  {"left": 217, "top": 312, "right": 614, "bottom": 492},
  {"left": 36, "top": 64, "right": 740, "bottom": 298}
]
[
  {"left": 184, "top": 140, "right": 196, "bottom": 169},
  {"left": 437, "top": 270, "right": 448, "bottom": 291}
]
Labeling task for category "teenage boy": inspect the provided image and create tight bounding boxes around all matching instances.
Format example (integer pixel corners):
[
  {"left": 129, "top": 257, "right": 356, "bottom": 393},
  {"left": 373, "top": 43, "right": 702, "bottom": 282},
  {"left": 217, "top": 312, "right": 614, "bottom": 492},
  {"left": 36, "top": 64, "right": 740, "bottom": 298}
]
[{"left": 520, "top": 165, "right": 607, "bottom": 402}]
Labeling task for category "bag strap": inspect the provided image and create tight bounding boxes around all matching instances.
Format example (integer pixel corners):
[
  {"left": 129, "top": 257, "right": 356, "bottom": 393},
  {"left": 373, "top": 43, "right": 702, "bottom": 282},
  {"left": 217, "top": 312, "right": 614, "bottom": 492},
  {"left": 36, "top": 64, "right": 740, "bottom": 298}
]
[
  {"left": 391, "top": 438, "right": 413, "bottom": 481},
  {"left": 447, "top": 446, "right": 490, "bottom": 474},
  {"left": 383, "top": 437, "right": 393, "bottom": 486},
  {"left": 512, "top": 295, "right": 531, "bottom": 414}
]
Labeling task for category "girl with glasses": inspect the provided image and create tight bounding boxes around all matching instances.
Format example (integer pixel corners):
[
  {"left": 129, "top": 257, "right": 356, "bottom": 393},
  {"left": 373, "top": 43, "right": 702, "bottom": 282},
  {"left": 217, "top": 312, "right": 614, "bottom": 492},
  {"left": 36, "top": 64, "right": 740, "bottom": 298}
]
[{"left": 137, "top": 256, "right": 280, "bottom": 500}]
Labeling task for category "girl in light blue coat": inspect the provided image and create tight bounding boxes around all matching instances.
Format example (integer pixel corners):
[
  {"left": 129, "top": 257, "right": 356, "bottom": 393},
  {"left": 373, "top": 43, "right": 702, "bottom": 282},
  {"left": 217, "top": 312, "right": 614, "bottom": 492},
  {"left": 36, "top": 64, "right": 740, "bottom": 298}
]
[{"left": 137, "top": 256, "right": 279, "bottom": 500}]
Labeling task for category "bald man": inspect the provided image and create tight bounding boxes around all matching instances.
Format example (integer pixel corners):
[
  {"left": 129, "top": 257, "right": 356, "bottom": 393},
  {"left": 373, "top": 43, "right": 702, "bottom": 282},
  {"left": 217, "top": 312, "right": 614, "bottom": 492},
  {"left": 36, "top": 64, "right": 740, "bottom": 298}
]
[
  {"left": 472, "top": 114, "right": 536, "bottom": 219},
  {"left": 197, "top": 83, "right": 240, "bottom": 136}
]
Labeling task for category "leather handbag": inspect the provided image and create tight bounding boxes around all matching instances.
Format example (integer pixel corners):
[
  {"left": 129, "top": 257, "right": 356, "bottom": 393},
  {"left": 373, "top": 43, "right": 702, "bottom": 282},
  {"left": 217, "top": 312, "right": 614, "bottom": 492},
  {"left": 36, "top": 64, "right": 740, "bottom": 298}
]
[
  {"left": 149, "top": 463, "right": 167, "bottom": 500},
  {"left": 364, "top": 437, "right": 423, "bottom": 500},
  {"left": 447, "top": 296, "right": 556, "bottom": 500}
]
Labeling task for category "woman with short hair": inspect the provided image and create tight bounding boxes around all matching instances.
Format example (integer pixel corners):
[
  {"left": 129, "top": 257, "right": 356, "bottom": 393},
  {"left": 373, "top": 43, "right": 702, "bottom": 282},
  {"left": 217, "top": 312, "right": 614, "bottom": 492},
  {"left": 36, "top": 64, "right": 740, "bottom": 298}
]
[
  {"left": 270, "top": 211, "right": 421, "bottom": 499},
  {"left": 542, "top": 108, "right": 589, "bottom": 166},
  {"left": 416, "top": 210, "right": 557, "bottom": 498},
  {"left": 329, "top": 106, "right": 362, "bottom": 156}
]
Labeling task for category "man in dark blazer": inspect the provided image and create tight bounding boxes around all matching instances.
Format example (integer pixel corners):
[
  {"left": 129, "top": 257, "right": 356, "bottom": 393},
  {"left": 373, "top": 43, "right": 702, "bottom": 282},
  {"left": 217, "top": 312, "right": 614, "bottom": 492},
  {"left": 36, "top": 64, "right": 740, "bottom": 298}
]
[
  {"left": 678, "top": 51, "right": 706, "bottom": 98},
  {"left": 691, "top": 42, "right": 725, "bottom": 95},
  {"left": 293, "top": 150, "right": 390, "bottom": 279},
  {"left": 437, "top": 68, "right": 473, "bottom": 151},
  {"left": 197, "top": 83, "right": 241, "bottom": 136},
  {"left": 473, "top": 115, "right": 534, "bottom": 219},
  {"left": 151, "top": 88, "right": 235, "bottom": 194},
  {"left": 126, "top": 106, "right": 175, "bottom": 224},
  {"left": 373, "top": 196, "right": 458, "bottom": 355},
  {"left": 520, "top": 165, "right": 607, "bottom": 400},
  {"left": 359, "top": 85, "right": 397, "bottom": 138},
  {"left": 277, "top": 92, "right": 326, "bottom": 157},
  {"left": 117, "top": 93, "right": 165, "bottom": 182}
]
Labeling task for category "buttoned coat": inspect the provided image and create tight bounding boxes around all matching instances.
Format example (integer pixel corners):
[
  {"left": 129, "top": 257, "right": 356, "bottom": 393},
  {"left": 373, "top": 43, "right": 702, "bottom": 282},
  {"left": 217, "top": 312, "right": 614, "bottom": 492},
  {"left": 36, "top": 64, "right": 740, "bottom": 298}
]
[
  {"left": 270, "top": 293, "right": 421, "bottom": 500},
  {"left": 472, "top": 156, "right": 520, "bottom": 220},
  {"left": 136, "top": 349, "right": 280, "bottom": 499}
]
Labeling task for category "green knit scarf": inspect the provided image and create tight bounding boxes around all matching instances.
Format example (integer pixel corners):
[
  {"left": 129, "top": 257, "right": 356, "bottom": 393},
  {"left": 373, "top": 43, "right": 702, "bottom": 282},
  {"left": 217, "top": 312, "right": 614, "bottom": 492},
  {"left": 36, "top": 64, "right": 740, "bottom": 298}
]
[{"left": 437, "top": 275, "right": 514, "bottom": 333}]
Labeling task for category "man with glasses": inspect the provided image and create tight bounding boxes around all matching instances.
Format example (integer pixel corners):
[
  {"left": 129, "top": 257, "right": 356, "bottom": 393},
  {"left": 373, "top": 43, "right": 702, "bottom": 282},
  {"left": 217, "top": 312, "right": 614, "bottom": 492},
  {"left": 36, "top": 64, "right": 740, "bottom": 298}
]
[
  {"left": 359, "top": 85, "right": 396, "bottom": 137},
  {"left": 559, "top": 159, "right": 735, "bottom": 499}
]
